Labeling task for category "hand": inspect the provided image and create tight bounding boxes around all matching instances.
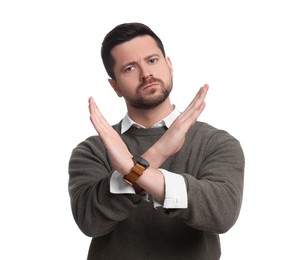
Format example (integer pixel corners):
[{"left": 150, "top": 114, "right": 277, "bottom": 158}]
[
  {"left": 145, "top": 84, "right": 209, "bottom": 167},
  {"left": 88, "top": 97, "right": 133, "bottom": 174},
  {"left": 89, "top": 97, "right": 164, "bottom": 200}
]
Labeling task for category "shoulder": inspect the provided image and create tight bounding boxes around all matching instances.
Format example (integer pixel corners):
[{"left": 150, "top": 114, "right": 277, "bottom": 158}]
[
  {"left": 189, "top": 122, "right": 245, "bottom": 168},
  {"left": 72, "top": 121, "right": 122, "bottom": 153},
  {"left": 191, "top": 121, "right": 235, "bottom": 140},
  {"left": 71, "top": 135, "right": 104, "bottom": 158},
  {"left": 191, "top": 121, "right": 243, "bottom": 151}
]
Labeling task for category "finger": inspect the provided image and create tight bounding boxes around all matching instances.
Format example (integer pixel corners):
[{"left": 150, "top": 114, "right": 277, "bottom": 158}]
[
  {"left": 88, "top": 97, "right": 112, "bottom": 137},
  {"left": 89, "top": 97, "right": 100, "bottom": 116},
  {"left": 89, "top": 99, "right": 103, "bottom": 130},
  {"left": 179, "top": 84, "right": 209, "bottom": 120},
  {"left": 190, "top": 84, "right": 209, "bottom": 110},
  {"left": 170, "top": 85, "right": 208, "bottom": 132},
  {"left": 89, "top": 97, "right": 109, "bottom": 125},
  {"left": 185, "top": 84, "right": 208, "bottom": 112},
  {"left": 88, "top": 97, "right": 97, "bottom": 115}
]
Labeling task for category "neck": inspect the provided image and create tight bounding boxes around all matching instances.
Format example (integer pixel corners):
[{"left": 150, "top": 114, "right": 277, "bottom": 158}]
[{"left": 126, "top": 98, "right": 174, "bottom": 128}]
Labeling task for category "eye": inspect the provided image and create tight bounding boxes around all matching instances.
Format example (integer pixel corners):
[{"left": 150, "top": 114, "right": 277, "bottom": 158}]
[
  {"left": 148, "top": 57, "right": 158, "bottom": 64},
  {"left": 124, "top": 65, "right": 135, "bottom": 73}
]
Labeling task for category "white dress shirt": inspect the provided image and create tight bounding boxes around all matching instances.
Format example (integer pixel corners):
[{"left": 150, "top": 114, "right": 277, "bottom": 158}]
[{"left": 110, "top": 106, "right": 188, "bottom": 209}]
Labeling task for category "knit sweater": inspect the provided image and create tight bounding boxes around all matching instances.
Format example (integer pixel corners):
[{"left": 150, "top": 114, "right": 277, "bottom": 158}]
[{"left": 68, "top": 121, "right": 244, "bottom": 260}]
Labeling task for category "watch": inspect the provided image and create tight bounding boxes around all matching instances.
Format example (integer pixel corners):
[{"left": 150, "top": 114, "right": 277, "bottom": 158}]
[{"left": 123, "top": 155, "right": 150, "bottom": 185}]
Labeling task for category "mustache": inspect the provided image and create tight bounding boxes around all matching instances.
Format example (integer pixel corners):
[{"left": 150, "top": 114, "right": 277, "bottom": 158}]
[{"left": 138, "top": 77, "right": 162, "bottom": 89}]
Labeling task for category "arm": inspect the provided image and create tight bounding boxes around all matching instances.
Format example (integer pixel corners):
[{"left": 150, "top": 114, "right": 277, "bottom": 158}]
[
  {"left": 166, "top": 133, "right": 244, "bottom": 234},
  {"left": 69, "top": 86, "right": 208, "bottom": 237},
  {"left": 68, "top": 137, "right": 143, "bottom": 237},
  {"left": 144, "top": 85, "right": 209, "bottom": 168},
  {"left": 88, "top": 85, "right": 209, "bottom": 204}
]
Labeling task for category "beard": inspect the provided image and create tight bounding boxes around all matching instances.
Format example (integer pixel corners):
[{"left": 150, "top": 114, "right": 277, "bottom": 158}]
[{"left": 127, "top": 77, "right": 172, "bottom": 109}]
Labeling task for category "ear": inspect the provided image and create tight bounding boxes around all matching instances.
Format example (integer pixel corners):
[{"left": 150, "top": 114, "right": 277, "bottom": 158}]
[
  {"left": 166, "top": 57, "right": 173, "bottom": 77},
  {"left": 108, "top": 79, "right": 123, "bottom": 97}
]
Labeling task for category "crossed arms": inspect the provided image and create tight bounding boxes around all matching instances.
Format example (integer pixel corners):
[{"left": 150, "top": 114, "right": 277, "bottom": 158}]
[
  {"left": 69, "top": 84, "right": 244, "bottom": 237},
  {"left": 88, "top": 85, "right": 209, "bottom": 204}
]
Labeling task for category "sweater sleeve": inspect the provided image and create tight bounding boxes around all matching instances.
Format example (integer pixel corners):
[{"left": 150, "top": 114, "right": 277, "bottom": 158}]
[
  {"left": 68, "top": 136, "right": 143, "bottom": 237},
  {"left": 163, "top": 130, "right": 245, "bottom": 234}
]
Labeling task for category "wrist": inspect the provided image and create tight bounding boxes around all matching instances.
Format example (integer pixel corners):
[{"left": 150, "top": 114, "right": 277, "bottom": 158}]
[
  {"left": 123, "top": 155, "right": 150, "bottom": 185},
  {"left": 122, "top": 158, "right": 134, "bottom": 176},
  {"left": 143, "top": 144, "right": 167, "bottom": 169}
]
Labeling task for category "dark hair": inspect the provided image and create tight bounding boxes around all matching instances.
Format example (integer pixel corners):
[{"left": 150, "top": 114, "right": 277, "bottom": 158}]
[{"left": 101, "top": 22, "right": 166, "bottom": 80}]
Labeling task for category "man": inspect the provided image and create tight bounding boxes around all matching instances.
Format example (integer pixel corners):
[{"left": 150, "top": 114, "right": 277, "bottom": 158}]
[{"left": 69, "top": 22, "right": 244, "bottom": 260}]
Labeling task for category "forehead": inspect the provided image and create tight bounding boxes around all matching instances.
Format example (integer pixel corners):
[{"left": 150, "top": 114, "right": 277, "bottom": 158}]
[{"left": 111, "top": 35, "right": 162, "bottom": 64}]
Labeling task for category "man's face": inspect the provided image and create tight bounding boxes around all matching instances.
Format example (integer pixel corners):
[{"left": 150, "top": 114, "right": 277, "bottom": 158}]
[{"left": 109, "top": 35, "right": 173, "bottom": 109}]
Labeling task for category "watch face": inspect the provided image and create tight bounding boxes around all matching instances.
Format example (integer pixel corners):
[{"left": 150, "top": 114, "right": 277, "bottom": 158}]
[{"left": 133, "top": 155, "right": 150, "bottom": 168}]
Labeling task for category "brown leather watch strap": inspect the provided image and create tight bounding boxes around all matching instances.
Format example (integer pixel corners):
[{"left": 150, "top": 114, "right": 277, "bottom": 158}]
[{"left": 123, "top": 163, "right": 145, "bottom": 185}]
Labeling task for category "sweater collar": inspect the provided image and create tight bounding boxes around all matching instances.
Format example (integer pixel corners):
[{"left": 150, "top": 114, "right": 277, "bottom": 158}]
[{"left": 121, "top": 105, "right": 181, "bottom": 134}]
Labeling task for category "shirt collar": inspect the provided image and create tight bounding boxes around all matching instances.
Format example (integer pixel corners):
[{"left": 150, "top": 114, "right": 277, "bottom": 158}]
[{"left": 121, "top": 105, "right": 181, "bottom": 134}]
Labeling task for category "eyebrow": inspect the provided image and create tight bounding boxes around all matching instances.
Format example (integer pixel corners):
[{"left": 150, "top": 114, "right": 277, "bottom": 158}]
[
  {"left": 145, "top": 53, "right": 160, "bottom": 60},
  {"left": 120, "top": 53, "right": 161, "bottom": 71}
]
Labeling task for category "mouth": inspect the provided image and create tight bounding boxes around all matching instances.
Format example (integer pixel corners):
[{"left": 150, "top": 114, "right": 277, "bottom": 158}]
[{"left": 142, "top": 82, "right": 158, "bottom": 90}]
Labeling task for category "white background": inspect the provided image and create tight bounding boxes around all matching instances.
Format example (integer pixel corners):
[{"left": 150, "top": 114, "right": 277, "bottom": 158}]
[{"left": 1, "top": 0, "right": 304, "bottom": 259}]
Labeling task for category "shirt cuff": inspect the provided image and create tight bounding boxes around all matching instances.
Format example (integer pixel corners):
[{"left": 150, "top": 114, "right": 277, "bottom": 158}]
[
  {"left": 110, "top": 170, "right": 136, "bottom": 194},
  {"left": 110, "top": 169, "right": 188, "bottom": 209},
  {"left": 153, "top": 169, "right": 188, "bottom": 209}
]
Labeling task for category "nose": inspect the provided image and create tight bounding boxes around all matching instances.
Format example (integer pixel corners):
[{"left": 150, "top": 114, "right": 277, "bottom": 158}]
[{"left": 140, "top": 65, "right": 152, "bottom": 81}]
